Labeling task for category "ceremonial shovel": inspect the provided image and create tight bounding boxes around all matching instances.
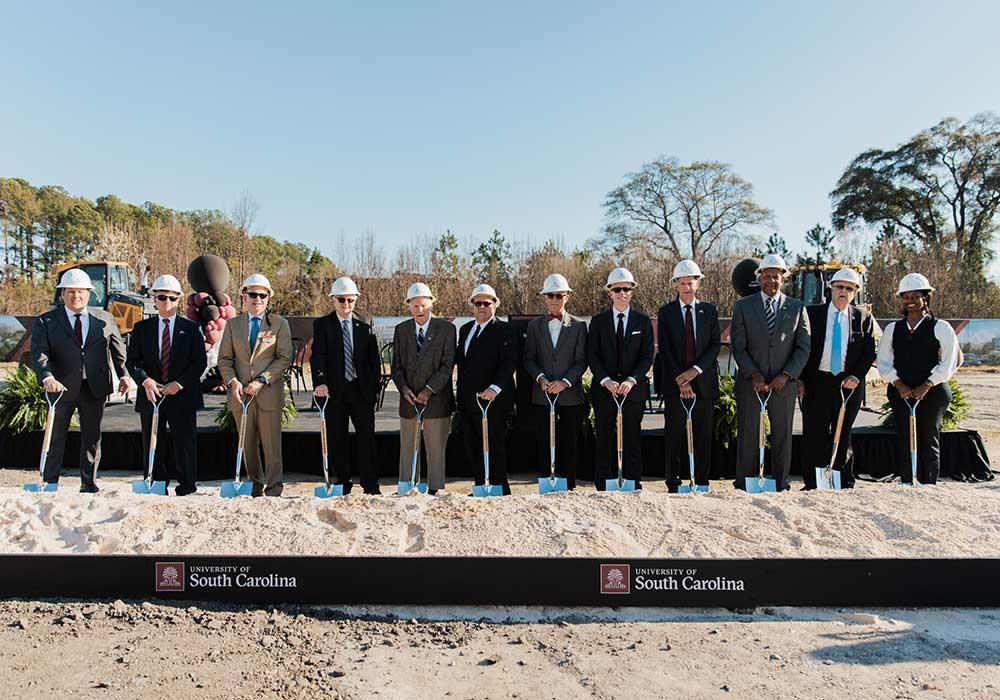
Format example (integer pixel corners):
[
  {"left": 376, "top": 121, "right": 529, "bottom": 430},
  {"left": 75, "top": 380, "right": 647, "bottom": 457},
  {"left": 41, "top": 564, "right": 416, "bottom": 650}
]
[
  {"left": 23, "top": 389, "right": 64, "bottom": 493},
  {"left": 538, "top": 391, "right": 568, "bottom": 494},
  {"left": 220, "top": 395, "right": 255, "bottom": 498},
  {"left": 132, "top": 394, "right": 168, "bottom": 495},
  {"left": 604, "top": 392, "right": 636, "bottom": 492},
  {"left": 472, "top": 396, "right": 503, "bottom": 497},
  {"left": 816, "top": 386, "right": 855, "bottom": 491},
  {"left": 678, "top": 394, "right": 707, "bottom": 494},
  {"left": 901, "top": 397, "right": 922, "bottom": 486},
  {"left": 745, "top": 389, "right": 777, "bottom": 493},
  {"left": 398, "top": 402, "right": 429, "bottom": 496},
  {"left": 313, "top": 395, "right": 344, "bottom": 498}
]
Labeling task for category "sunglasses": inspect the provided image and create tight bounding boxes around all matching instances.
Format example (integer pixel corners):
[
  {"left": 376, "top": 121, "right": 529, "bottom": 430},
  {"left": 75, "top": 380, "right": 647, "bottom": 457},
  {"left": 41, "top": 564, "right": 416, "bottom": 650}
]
[
  {"left": 472, "top": 300, "right": 494, "bottom": 308},
  {"left": 544, "top": 293, "right": 567, "bottom": 300},
  {"left": 154, "top": 294, "right": 180, "bottom": 302},
  {"left": 336, "top": 297, "right": 357, "bottom": 304},
  {"left": 610, "top": 287, "right": 633, "bottom": 294},
  {"left": 246, "top": 292, "right": 269, "bottom": 299}
]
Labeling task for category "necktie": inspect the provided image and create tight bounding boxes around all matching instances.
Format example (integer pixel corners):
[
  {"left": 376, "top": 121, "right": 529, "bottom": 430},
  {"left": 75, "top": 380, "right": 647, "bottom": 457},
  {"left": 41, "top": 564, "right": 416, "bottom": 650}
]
[
  {"left": 416, "top": 326, "right": 425, "bottom": 355},
  {"left": 615, "top": 313, "right": 625, "bottom": 377},
  {"left": 343, "top": 319, "right": 355, "bottom": 381},
  {"left": 249, "top": 316, "right": 261, "bottom": 351},
  {"left": 684, "top": 304, "right": 696, "bottom": 366},
  {"left": 467, "top": 324, "right": 482, "bottom": 353},
  {"left": 830, "top": 310, "right": 843, "bottom": 375},
  {"left": 546, "top": 313, "right": 561, "bottom": 322},
  {"left": 161, "top": 318, "right": 171, "bottom": 381},
  {"left": 73, "top": 313, "right": 83, "bottom": 346},
  {"left": 765, "top": 297, "right": 776, "bottom": 334}
]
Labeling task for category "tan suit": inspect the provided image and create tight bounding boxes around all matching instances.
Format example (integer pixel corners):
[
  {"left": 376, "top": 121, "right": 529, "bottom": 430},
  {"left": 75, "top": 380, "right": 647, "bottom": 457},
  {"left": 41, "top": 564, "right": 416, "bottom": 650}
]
[{"left": 217, "top": 312, "right": 293, "bottom": 495}]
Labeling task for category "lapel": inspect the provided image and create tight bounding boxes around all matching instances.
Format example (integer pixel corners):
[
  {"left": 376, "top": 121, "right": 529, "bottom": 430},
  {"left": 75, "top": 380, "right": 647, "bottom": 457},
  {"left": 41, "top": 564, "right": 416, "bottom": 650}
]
[
  {"left": 694, "top": 302, "right": 709, "bottom": 351},
  {"left": 249, "top": 314, "right": 270, "bottom": 363},
  {"left": 552, "top": 314, "right": 571, "bottom": 357},
  {"left": 231, "top": 315, "right": 249, "bottom": 360},
  {"left": 624, "top": 308, "right": 639, "bottom": 343},
  {"left": 146, "top": 317, "right": 160, "bottom": 369},
  {"left": 83, "top": 311, "right": 102, "bottom": 350},
  {"left": 55, "top": 308, "right": 76, "bottom": 345},
  {"left": 417, "top": 318, "right": 440, "bottom": 367}
]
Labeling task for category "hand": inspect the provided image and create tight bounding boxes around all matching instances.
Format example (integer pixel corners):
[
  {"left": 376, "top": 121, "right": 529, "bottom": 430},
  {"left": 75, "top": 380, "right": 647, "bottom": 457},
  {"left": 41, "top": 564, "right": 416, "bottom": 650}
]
[
  {"left": 618, "top": 379, "right": 636, "bottom": 396},
  {"left": 401, "top": 387, "right": 417, "bottom": 405},
  {"left": 313, "top": 383, "right": 329, "bottom": 398},
  {"left": 911, "top": 382, "right": 933, "bottom": 401},
  {"left": 42, "top": 377, "right": 66, "bottom": 394},
  {"left": 546, "top": 380, "right": 569, "bottom": 394},
  {"left": 415, "top": 388, "right": 434, "bottom": 405},
  {"left": 797, "top": 381, "right": 805, "bottom": 400},
  {"left": 118, "top": 377, "right": 131, "bottom": 395},
  {"left": 841, "top": 375, "right": 860, "bottom": 391},
  {"left": 603, "top": 380, "right": 621, "bottom": 394},
  {"left": 161, "top": 381, "right": 182, "bottom": 396},
  {"left": 244, "top": 380, "right": 263, "bottom": 397},
  {"left": 679, "top": 384, "right": 696, "bottom": 400},
  {"left": 142, "top": 378, "right": 163, "bottom": 403},
  {"left": 769, "top": 374, "right": 790, "bottom": 392},
  {"left": 675, "top": 368, "right": 699, "bottom": 387},
  {"left": 751, "top": 372, "right": 769, "bottom": 393},
  {"left": 537, "top": 376, "right": 550, "bottom": 392},
  {"left": 893, "top": 380, "right": 913, "bottom": 398},
  {"left": 229, "top": 380, "right": 245, "bottom": 400},
  {"left": 478, "top": 388, "right": 498, "bottom": 402}
]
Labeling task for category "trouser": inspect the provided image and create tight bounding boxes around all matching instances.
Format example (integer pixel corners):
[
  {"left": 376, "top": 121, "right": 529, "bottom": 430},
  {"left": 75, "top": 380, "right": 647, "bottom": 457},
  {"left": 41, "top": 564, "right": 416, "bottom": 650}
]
[
  {"left": 592, "top": 387, "right": 645, "bottom": 489},
  {"left": 234, "top": 401, "right": 284, "bottom": 497},
  {"left": 735, "top": 377, "right": 797, "bottom": 491},
  {"left": 461, "top": 401, "right": 512, "bottom": 495},
  {"left": 398, "top": 415, "right": 450, "bottom": 491},
  {"left": 887, "top": 382, "right": 951, "bottom": 485},
  {"left": 663, "top": 391, "right": 714, "bottom": 489},
  {"left": 327, "top": 380, "right": 379, "bottom": 494},
  {"left": 533, "top": 402, "right": 583, "bottom": 489},
  {"left": 801, "top": 372, "right": 863, "bottom": 489},
  {"left": 42, "top": 379, "right": 105, "bottom": 489},
  {"left": 140, "top": 408, "right": 198, "bottom": 495}
]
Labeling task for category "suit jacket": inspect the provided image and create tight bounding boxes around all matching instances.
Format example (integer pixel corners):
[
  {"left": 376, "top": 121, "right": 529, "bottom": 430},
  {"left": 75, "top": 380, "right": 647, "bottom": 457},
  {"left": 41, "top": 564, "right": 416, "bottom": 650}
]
[
  {"left": 801, "top": 302, "right": 877, "bottom": 385},
  {"left": 587, "top": 307, "right": 655, "bottom": 405},
  {"left": 730, "top": 293, "right": 811, "bottom": 381},
  {"left": 656, "top": 300, "right": 721, "bottom": 399},
  {"left": 217, "top": 311, "right": 293, "bottom": 412},
  {"left": 31, "top": 306, "right": 127, "bottom": 400},
  {"left": 455, "top": 317, "right": 517, "bottom": 411},
  {"left": 391, "top": 316, "right": 456, "bottom": 419},
  {"left": 522, "top": 313, "right": 588, "bottom": 406},
  {"left": 311, "top": 312, "right": 381, "bottom": 404},
  {"left": 126, "top": 315, "right": 208, "bottom": 415}
]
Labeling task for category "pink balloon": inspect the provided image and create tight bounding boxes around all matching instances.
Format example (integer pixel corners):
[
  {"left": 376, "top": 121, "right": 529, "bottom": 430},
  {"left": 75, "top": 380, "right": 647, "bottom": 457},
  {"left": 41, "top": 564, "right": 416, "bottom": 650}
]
[
  {"left": 185, "top": 304, "right": 198, "bottom": 321},
  {"left": 205, "top": 328, "right": 222, "bottom": 344},
  {"left": 205, "top": 320, "right": 218, "bottom": 332},
  {"left": 221, "top": 305, "right": 236, "bottom": 320},
  {"left": 221, "top": 293, "right": 232, "bottom": 307}
]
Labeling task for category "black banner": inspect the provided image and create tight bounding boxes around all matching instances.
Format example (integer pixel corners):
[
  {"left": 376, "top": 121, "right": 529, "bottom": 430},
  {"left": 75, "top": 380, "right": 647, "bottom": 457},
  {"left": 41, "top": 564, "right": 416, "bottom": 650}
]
[{"left": 1, "top": 556, "right": 999, "bottom": 607}]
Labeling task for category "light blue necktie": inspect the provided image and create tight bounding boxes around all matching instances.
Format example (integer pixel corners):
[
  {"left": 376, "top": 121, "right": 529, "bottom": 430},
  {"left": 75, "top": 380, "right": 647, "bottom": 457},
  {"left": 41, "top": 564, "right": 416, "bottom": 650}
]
[
  {"left": 249, "top": 316, "right": 261, "bottom": 351},
  {"left": 830, "top": 310, "right": 843, "bottom": 375}
]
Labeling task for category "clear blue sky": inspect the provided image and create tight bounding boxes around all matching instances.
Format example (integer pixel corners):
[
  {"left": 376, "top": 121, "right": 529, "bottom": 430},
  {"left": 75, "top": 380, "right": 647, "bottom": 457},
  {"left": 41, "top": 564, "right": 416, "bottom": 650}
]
[{"left": 4, "top": 1, "right": 999, "bottom": 266}]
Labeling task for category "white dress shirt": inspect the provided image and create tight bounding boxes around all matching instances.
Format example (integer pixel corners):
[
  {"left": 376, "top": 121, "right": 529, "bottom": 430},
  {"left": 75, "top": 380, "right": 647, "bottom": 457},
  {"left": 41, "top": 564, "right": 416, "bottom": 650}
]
[
  {"left": 678, "top": 298, "right": 704, "bottom": 375},
  {"left": 464, "top": 317, "right": 502, "bottom": 396},
  {"left": 601, "top": 306, "right": 635, "bottom": 387},
  {"left": 536, "top": 312, "right": 573, "bottom": 387},
  {"left": 415, "top": 316, "right": 431, "bottom": 342},
  {"left": 877, "top": 316, "right": 960, "bottom": 386},
  {"left": 66, "top": 306, "right": 89, "bottom": 379},
  {"left": 819, "top": 303, "right": 851, "bottom": 374}
]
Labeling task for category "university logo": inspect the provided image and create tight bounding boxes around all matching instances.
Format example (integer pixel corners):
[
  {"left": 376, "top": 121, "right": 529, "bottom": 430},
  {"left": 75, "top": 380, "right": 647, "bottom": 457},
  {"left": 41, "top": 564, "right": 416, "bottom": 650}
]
[
  {"left": 155, "top": 562, "right": 185, "bottom": 592},
  {"left": 600, "top": 564, "right": 630, "bottom": 594}
]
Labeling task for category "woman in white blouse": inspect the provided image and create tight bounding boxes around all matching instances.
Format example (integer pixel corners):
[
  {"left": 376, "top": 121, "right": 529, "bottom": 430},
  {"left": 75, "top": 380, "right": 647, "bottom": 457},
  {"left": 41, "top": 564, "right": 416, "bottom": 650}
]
[{"left": 876, "top": 273, "right": 960, "bottom": 484}]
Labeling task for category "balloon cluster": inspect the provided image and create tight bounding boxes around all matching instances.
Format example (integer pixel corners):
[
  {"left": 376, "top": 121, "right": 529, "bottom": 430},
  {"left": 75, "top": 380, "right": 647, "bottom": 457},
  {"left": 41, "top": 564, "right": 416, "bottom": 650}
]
[{"left": 185, "top": 255, "right": 238, "bottom": 351}]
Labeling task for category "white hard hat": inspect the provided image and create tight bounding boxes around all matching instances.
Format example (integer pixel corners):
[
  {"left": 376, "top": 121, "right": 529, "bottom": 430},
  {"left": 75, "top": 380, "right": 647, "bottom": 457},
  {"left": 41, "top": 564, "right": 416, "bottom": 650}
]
[
  {"left": 405, "top": 282, "right": 434, "bottom": 302},
  {"left": 605, "top": 267, "right": 637, "bottom": 289},
  {"left": 149, "top": 274, "right": 182, "bottom": 294},
  {"left": 540, "top": 273, "right": 572, "bottom": 295},
  {"left": 756, "top": 254, "right": 789, "bottom": 275},
  {"left": 241, "top": 273, "right": 273, "bottom": 294},
  {"left": 468, "top": 283, "right": 499, "bottom": 303},
  {"left": 828, "top": 268, "right": 862, "bottom": 290},
  {"left": 671, "top": 259, "right": 703, "bottom": 281},
  {"left": 897, "top": 273, "right": 934, "bottom": 295},
  {"left": 56, "top": 268, "right": 95, "bottom": 290},
  {"left": 329, "top": 276, "right": 360, "bottom": 297}
]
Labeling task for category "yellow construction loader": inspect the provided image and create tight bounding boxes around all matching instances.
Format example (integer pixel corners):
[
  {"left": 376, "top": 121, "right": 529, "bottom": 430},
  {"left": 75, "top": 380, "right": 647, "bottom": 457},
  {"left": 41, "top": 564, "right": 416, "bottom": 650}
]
[{"left": 51, "top": 261, "right": 155, "bottom": 338}]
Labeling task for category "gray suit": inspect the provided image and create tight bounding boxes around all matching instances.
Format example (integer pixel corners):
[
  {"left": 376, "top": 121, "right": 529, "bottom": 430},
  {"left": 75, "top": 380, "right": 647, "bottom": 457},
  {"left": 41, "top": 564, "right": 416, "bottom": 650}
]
[
  {"left": 30, "top": 306, "right": 127, "bottom": 488},
  {"left": 391, "top": 316, "right": 456, "bottom": 490},
  {"left": 730, "top": 292, "right": 811, "bottom": 490}
]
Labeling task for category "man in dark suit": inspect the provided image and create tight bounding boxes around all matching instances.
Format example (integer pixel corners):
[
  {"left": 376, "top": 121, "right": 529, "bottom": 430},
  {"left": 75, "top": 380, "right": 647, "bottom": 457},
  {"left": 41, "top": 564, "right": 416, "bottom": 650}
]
[
  {"left": 656, "top": 260, "right": 721, "bottom": 492},
  {"left": 523, "top": 273, "right": 588, "bottom": 489},
  {"left": 30, "top": 268, "right": 129, "bottom": 492},
  {"left": 312, "top": 276, "right": 383, "bottom": 495},
  {"left": 391, "top": 282, "right": 456, "bottom": 494},
  {"left": 125, "top": 274, "right": 208, "bottom": 496},
  {"left": 730, "top": 254, "right": 811, "bottom": 491},
  {"left": 587, "top": 267, "right": 655, "bottom": 490},
  {"left": 799, "top": 268, "right": 877, "bottom": 489},
  {"left": 456, "top": 283, "right": 518, "bottom": 495}
]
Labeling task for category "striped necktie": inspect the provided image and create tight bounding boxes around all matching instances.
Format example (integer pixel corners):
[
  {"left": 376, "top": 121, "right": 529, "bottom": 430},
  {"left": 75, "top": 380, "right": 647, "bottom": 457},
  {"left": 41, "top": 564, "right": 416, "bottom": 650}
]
[
  {"left": 343, "top": 319, "right": 356, "bottom": 381},
  {"left": 765, "top": 297, "right": 776, "bottom": 335},
  {"left": 161, "top": 318, "right": 171, "bottom": 381},
  {"left": 416, "top": 326, "right": 425, "bottom": 355}
]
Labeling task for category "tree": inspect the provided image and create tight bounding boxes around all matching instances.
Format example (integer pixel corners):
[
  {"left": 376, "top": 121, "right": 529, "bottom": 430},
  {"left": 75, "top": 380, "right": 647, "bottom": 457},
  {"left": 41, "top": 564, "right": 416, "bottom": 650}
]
[
  {"left": 752, "top": 232, "right": 792, "bottom": 260},
  {"left": 831, "top": 112, "right": 1000, "bottom": 283},
  {"left": 471, "top": 229, "right": 512, "bottom": 286},
  {"left": 803, "top": 223, "right": 835, "bottom": 264},
  {"left": 603, "top": 157, "right": 773, "bottom": 261},
  {"left": 430, "top": 229, "right": 461, "bottom": 279}
]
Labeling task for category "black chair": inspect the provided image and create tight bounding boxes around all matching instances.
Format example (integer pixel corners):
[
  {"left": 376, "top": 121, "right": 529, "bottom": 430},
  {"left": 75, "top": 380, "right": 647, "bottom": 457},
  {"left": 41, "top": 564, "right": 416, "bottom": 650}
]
[
  {"left": 376, "top": 341, "right": 394, "bottom": 410},
  {"left": 284, "top": 337, "right": 307, "bottom": 399}
]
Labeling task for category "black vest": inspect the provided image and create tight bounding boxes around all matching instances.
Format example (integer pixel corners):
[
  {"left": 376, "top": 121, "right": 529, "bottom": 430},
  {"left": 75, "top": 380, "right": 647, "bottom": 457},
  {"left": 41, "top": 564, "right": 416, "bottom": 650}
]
[{"left": 892, "top": 316, "right": 940, "bottom": 387}]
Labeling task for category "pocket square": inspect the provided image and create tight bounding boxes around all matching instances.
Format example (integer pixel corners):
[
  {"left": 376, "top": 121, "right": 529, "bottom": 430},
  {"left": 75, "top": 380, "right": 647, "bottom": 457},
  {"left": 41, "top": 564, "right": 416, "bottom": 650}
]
[{"left": 630, "top": 330, "right": 641, "bottom": 335}]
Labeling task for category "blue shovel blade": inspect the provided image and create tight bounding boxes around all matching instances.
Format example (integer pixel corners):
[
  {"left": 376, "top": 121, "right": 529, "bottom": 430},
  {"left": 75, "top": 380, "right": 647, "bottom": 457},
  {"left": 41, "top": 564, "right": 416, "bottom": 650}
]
[
  {"left": 605, "top": 479, "right": 637, "bottom": 492},
  {"left": 397, "top": 481, "right": 428, "bottom": 496},
  {"left": 220, "top": 481, "right": 254, "bottom": 499},
  {"left": 815, "top": 468, "right": 841, "bottom": 491},
  {"left": 23, "top": 483, "right": 58, "bottom": 493},
  {"left": 314, "top": 483, "right": 345, "bottom": 498},
  {"left": 131, "top": 480, "right": 168, "bottom": 496},
  {"left": 538, "top": 476, "right": 569, "bottom": 494},
  {"left": 745, "top": 477, "right": 777, "bottom": 494},
  {"left": 678, "top": 484, "right": 709, "bottom": 494},
  {"left": 472, "top": 484, "right": 503, "bottom": 497}
]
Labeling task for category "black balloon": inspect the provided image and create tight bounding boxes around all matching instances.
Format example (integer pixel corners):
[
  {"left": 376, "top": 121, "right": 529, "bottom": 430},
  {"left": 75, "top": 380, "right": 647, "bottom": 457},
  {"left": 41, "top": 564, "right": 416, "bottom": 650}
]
[
  {"left": 200, "top": 305, "right": 221, "bottom": 322},
  {"left": 731, "top": 257, "right": 762, "bottom": 298},
  {"left": 187, "top": 255, "right": 231, "bottom": 298}
]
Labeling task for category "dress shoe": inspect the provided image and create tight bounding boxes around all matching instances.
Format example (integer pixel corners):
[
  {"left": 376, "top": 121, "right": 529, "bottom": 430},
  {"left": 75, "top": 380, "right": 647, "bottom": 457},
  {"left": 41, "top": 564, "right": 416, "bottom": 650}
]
[
  {"left": 79, "top": 484, "right": 100, "bottom": 494},
  {"left": 175, "top": 485, "right": 197, "bottom": 497}
]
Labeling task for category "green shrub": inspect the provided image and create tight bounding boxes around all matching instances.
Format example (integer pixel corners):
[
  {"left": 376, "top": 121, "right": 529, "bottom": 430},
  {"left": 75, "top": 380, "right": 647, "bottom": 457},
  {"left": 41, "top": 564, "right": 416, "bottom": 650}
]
[
  {"left": 0, "top": 364, "right": 51, "bottom": 433},
  {"left": 714, "top": 372, "right": 739, "bottom": 447}
]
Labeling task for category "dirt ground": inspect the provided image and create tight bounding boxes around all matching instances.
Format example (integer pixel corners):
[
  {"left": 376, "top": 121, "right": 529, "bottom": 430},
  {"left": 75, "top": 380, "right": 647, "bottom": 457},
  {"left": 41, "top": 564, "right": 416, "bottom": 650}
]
[{"left": 1, "top": 374, "right": 998, "bottom": 698}]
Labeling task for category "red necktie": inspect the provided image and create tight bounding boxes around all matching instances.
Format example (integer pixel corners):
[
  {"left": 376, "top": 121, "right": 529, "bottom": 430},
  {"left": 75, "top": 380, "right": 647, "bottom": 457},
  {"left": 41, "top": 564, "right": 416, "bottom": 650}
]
[
  {"left": 547, "top": 313, "right": 561, "bottom": 322},
  {"left": 161, "top": 318, "right": 171, "bottom": 381},
  {"left": 684, "top": 304, "right": 696, "bottom": 366},
  {"left": 73, "top": 314, "right": 83, "bottom": 346}
]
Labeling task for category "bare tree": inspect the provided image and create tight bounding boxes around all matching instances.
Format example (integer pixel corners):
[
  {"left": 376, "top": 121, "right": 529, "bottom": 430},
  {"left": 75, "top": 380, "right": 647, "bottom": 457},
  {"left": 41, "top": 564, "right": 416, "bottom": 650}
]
[{"left": 230, "top": 190, "right": 260, "bottom": 281}]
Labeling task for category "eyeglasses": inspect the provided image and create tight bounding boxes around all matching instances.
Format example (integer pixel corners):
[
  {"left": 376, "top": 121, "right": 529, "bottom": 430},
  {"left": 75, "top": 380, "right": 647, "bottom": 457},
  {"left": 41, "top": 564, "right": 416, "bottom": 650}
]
[
  {"left": 154, "top": 294, "right": 180, "bottom": 302},
  {"left": 544, "top": 293, "right": 567, "bottom": 300},
  {"left": 336, "top": 297, "right": 357, "bottom": 304},
  {"left": 472, "top": 300, "right": 494, "bottom": 308},
  {"left": 610, "top": 287, "right": 633, "bottom": 294},
  {"left": 246, "top": 292, "right": 269, "bottom": 299}
]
